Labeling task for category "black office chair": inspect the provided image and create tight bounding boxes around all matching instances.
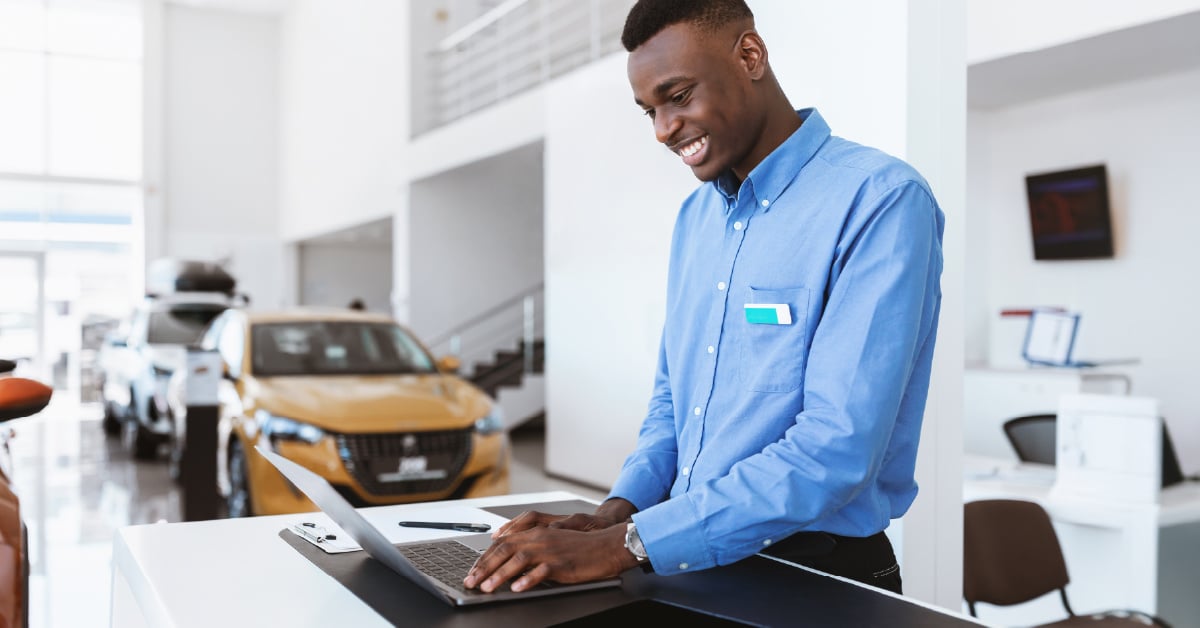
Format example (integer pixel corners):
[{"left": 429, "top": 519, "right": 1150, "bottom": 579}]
[
  {"left": 1002, "top": 414, "right": 1190, "bottom": 488},
  {"left": 964, "top": 499, "right": 1172, "bottom": 626},
  {"left": 1003, "top": 414, "right": 1058, "bottom": 465}
]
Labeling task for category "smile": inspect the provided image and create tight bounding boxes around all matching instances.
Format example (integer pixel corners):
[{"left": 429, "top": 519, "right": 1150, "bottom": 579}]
[{"left": 677, "top": 136, "right": 707, "bottom": 158}]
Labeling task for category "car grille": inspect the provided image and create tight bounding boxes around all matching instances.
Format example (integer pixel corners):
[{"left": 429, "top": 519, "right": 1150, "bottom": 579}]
[{"left": 335, "top": 429, "right": 473, "bottom": 497}]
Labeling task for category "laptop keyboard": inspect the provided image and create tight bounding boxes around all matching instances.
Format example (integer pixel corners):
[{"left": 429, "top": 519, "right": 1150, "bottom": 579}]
[{"left": 397, "top": 541, "right": 482, "bottom": 593}]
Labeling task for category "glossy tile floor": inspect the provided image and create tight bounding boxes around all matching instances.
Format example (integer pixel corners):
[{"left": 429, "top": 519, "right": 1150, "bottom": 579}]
[{"left": 7, "top": 396, "right": 606, "bottom": 628}]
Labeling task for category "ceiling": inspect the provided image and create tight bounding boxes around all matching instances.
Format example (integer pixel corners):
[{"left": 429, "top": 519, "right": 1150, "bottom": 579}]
[
  {"left": 301, "top": 217, "right": 393, "bottom": 246},
  {"left": 969, "top": 10, "right": 1200, "bottom": 109}
]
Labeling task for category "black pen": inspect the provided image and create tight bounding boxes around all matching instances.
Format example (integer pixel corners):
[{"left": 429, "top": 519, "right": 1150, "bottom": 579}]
[{"left": 398, "top": 520, "right": 492, "bottom": 533}]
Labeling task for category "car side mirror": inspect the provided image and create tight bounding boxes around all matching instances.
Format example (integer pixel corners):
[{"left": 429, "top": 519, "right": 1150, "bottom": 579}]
[
  {"left": 437, "top": 355, "right": 461, "bottom": 374},
  {"left": 0, "top": 378, "right": 53, "bottom": 422}
]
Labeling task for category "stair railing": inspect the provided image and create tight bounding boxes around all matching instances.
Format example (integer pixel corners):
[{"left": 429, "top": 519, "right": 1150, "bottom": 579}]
[
  {"left": 426, "top": 283, "right": 543, "bottom": 377},
  {"left": 416, "top": 0, "right": 634, "bottom": 136}
]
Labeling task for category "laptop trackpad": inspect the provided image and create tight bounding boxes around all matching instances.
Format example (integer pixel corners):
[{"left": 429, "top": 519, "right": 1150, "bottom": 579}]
[
  {"left": 548, "top": 599, "right": 758, "bottom": 627},
  {"left": 455, "top": 533, "right": 494, "bottom": 552}
]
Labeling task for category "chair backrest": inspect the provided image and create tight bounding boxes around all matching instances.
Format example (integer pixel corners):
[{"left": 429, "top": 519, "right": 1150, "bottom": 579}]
[
  {"left": 1003, "top": 414, "right": 1057, "bottom": 465},
  {"left": 1003, "top": 413, "right": 1186, "bottom": 488},
  {"left": 963, "top": 499, "right": 1070, "bottom": 609},
  {"left": 0, "top": 377, "right": 53, "bottom": 422}
]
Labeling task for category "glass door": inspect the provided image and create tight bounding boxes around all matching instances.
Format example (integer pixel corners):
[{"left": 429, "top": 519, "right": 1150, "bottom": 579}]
[{"left": 0, "top": 252, "right": 45, "bottom": 379}]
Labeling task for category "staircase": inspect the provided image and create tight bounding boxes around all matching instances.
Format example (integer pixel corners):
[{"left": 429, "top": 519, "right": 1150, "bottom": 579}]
[
  {"left": 468, "top": 339, "right": 543, "bottom": 397},
  {"left": 425, "top": 284, "right": 546, "bottom": 431},
  {"left": 467, "top": 339, "right": 544, "bottom": 431}
]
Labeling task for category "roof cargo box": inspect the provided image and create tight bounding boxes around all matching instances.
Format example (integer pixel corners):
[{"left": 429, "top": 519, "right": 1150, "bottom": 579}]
[{"left": 147, "top": 259, "right": 236, "bottom": 297}]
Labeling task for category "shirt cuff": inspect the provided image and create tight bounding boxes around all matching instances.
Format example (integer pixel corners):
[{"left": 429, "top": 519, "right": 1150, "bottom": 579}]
[
  {"left": 631, "top": 495, "right": 716, "bottom": 576},
  {"left": 608, "top": 471, "right": 667, "bottom": 513}
]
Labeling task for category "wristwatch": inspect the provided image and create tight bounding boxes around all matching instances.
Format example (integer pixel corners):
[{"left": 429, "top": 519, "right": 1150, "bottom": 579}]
[{"left": 624, "top": 522, "right": 648, "bottom": 563}]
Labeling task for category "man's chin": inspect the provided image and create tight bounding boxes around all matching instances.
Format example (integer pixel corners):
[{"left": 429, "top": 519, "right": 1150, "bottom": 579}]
[{"left": 689, "top": 163, "right": 723, "bottom": 182}]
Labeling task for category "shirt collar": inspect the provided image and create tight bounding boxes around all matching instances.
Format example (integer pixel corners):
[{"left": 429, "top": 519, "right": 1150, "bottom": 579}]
[{"left": 713, "top": 108, "right": 830, "bottom": 212}]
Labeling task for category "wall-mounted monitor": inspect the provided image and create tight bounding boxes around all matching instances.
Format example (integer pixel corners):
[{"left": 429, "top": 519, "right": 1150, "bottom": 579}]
[{"left": 1025, "top": 164, "right": 1114, "bottom": 260}]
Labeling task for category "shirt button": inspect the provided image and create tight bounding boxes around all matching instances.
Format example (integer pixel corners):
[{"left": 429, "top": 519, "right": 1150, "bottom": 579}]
[
  {"left": 681, "top": 466, "right": 690, "bottom": 476},
  {"left": 693, "top": 406, "right": 701, "bottom": 416},
  {"left": 707, "top": 345, "right": 714, "bottom": 354},
  {"left": 679, "top": 563, "right": 689, "bottom": 570},
  {"left": 761, "top": 199, "right": 770, "bottom": 208},
  {"left": 733, "top": 221, "right": 743, "bottom": 231},
  {"left": 717, "top": 281, "right": 726, "bottom": 291}
]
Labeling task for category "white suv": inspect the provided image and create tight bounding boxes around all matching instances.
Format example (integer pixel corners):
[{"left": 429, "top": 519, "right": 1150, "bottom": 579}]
[{"left": 99, "top": 260, "right": 240, "bottom": 458}]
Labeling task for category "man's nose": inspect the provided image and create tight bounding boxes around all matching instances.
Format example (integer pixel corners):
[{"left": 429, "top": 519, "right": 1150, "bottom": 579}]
[{"left": 654, "top": 111, "right": 681, "bottom": 145}]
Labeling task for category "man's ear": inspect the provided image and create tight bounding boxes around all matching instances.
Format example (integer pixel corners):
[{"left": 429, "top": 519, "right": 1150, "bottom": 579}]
[{"left": 736, "top": 31, "right": 767, "bottom": 81}]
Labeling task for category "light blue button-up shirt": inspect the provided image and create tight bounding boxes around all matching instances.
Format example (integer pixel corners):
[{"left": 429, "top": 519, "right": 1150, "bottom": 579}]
[{"left": 609, "top": 108, "right": 944, "bottom": 576}]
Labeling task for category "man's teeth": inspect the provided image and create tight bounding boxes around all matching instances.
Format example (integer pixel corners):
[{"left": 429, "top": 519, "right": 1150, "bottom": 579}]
[{"left": 679, "top": 136, "right": 707, "bottom": 158}]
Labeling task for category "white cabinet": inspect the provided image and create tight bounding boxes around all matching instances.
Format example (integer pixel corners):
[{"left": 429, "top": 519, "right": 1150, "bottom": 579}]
[{"left": 963, "top": 366, "right": 1130, "bottom": 458}]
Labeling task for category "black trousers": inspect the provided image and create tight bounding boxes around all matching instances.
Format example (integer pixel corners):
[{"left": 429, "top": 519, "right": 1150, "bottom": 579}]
[{"left": 762, "top": 530, "right": 903, "bottom": 595}]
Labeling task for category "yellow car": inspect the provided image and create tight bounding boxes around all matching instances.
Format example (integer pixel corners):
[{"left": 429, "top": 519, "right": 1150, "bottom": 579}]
[{"left": 172, "top": 309, "right": 509, "bottom": 517}]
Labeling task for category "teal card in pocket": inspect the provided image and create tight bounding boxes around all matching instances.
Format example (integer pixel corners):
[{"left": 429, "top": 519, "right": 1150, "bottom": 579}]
[{"left": 744, "top": 304, "right": 792, "bottom": 325}]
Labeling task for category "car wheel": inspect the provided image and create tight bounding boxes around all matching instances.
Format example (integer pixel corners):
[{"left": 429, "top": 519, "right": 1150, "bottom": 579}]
[
  {"left": 226, "top": 439, "right": 253, "bottom": 518},
  {"left": 101, "top": 401, "right": 121, "bottom": 437},
  {"left": 123, "top": 402, "right": 161, "bottom": 460}
]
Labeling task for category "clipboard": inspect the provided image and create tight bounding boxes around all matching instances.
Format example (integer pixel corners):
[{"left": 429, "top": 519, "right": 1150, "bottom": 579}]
[{"left": 289, "top": 521, "right": 361, "bottom": 553}]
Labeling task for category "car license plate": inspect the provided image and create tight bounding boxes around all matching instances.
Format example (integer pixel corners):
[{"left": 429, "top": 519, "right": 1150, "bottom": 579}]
[{"left": 374, "top": 455, "right": 448, "bottom": 482}]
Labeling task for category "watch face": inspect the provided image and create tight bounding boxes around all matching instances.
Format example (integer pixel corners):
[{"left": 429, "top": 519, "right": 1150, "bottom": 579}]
[{"left": 626, "top": 523, "right": 647, "bottom": 560}]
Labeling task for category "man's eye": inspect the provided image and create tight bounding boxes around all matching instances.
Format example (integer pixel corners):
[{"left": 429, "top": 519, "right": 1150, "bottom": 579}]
[
  {"left": 671, "top": 89, "right": 691, "bottom": 104},
  {"left": 643, "top": 109, "right": 656, "bottom": 119}
]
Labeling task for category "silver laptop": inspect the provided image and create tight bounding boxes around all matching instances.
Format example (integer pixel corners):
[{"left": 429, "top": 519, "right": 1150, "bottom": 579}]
[{"left": 257, "top": 446, "right": 622, "bottom": 606}]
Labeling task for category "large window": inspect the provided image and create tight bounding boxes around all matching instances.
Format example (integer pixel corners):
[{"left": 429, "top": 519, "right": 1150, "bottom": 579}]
[
  {"left": 0, "top": 0, "right": 142, "bottom": 181},
  {"left": 0, "top": 0, "right": 142, "bottom": 387}
]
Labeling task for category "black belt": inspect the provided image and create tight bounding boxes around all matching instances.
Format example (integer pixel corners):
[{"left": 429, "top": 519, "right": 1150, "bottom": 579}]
[{"left": 765, "top": 530, "right": 889, "bottom": 561}]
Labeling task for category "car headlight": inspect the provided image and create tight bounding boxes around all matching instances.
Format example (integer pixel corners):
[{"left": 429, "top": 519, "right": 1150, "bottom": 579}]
[
  {"left": 474, "top": 405, "right": 504, "bottom": 435},
  {"left": 257, "top": 410, "right": 325, "bottom": 447}
]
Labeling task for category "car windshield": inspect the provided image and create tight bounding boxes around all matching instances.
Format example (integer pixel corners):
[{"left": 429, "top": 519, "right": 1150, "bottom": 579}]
[
  {"left": 146, "top": 305, "right": 226, "bottom": 344},
  {"left": 251, "top": 321, "right": 436, "bottom": 376}
]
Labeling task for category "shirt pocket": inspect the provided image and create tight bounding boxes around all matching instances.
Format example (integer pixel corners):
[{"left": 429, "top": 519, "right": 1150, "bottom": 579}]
[{"left": 737, "top": 286, "right": 812, "bottom": 393}]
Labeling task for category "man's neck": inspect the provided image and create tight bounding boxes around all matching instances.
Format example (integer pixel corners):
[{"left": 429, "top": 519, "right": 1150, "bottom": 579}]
[{"left": 730, "top": 103, "right": 802, "bottom": 184}]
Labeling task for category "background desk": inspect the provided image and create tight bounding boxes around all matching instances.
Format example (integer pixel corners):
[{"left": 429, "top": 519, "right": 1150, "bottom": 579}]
[
  {"left": 964, "top": 365, "right": 1132, "bottom": 459},
  {"left": 111, "top": 490, "right": 979, "bottom": 627},
  {"left": 964, "top": 456, "right": 1200, "bottom": 627}
]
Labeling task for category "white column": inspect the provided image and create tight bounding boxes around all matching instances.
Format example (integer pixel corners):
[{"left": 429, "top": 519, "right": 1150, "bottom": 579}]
[{"left": 901, "top": 0, "right": 967, "bottom": 610}]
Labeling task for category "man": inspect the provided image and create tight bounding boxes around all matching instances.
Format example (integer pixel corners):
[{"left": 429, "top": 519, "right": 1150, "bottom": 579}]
[{"left": 465, "top": 0, "right": 943, "bottom": 596}]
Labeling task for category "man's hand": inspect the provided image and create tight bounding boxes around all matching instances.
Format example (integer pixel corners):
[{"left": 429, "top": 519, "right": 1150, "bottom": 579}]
[
  {"left": 463, "top": 524, "right": 638, "bottom": 593},
  {"left": 491, "top": 498, "right": 638, "bottom": 538}
]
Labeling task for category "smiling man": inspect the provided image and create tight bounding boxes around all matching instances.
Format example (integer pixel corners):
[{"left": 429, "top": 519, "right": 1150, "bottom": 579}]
[{"left": 464, "top": 0, "right": 944, "bottom": 596}]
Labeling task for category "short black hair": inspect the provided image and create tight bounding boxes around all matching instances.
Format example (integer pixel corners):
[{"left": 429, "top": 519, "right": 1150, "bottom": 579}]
[{"left": 621, "top": 0, "right": 754, "bottom": 52}]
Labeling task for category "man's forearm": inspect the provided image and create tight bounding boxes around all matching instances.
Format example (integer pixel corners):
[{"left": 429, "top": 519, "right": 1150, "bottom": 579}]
[{"left": 595, "top": 497, "right": 638, "bottom": 524}]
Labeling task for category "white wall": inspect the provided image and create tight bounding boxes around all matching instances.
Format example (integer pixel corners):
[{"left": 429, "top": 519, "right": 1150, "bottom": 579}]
[
  {"left": 543, "top": 52, "right": 695, "bottom": 486},
  {"left": 160, "top": 5, "right": 285, "bottom": 308},
  {"left": 968, "top": 66, "right": 1200, "bottom": 472},
  {"left": 278, "top": 0, "right": 410, "bottom": 242},
  {"left": 967, "top": 0, "right": 1200, "bottom": 64},
  {"left": 298, "top": 241, "right": 392, "bottom": 312},
  {"left": 407, "top": 142, "right": 544, "bottom": 344}
]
